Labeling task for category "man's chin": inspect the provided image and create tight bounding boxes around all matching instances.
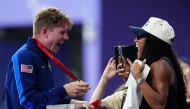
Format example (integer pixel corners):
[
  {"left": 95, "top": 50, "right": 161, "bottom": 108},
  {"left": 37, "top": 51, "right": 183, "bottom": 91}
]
[{"left": 52, "top": 49, "right": 59, "bottom": 54}]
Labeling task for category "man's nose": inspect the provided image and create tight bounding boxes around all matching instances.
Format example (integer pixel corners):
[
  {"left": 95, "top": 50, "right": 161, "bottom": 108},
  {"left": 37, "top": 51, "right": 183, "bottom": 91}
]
[{"left": 63, "top": 33, "right": 69, "bottom": 40}]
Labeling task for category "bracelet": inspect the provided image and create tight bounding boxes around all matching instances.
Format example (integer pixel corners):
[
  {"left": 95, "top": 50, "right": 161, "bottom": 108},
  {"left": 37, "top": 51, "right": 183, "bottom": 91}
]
[{"left": 136, "top": 77, "right": 144, "bottom": 86}]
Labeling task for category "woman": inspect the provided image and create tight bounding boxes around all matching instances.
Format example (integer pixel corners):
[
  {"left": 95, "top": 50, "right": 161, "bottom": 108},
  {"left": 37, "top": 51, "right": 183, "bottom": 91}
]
[
  {"left": 90, "top": 57, "right": 130, "bottom": 109},
  {"left": 127, "top": 17, "right": 186, "bottom": 109},
  {"left": 91, "top": 17, "right": 186, "bottom": 109}
]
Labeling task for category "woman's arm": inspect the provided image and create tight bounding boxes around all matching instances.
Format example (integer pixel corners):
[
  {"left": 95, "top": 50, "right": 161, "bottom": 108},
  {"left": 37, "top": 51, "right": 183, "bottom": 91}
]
[
  {"left": 90, "top": 58, "right": 117, "bottom": 102},
  {"left": 131, "top": 59, "right": 172, "bottom": 109}
]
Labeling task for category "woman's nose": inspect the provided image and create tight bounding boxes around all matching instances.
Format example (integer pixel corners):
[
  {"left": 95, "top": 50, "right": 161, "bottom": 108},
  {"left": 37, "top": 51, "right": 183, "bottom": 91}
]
[{"left": 134, "top": 38, "right": 137, "bottom": 43}]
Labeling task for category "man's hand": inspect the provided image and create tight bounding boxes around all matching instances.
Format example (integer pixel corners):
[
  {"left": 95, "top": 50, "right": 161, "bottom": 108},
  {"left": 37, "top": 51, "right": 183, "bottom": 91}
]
[{"left": 64, "top": 81, "right": 91, "bottom": 97}]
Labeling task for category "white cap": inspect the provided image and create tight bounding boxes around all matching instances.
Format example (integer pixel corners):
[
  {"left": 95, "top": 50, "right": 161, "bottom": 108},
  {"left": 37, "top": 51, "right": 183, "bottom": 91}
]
[{"left": 129, "top": 17, "right": 175, "bottom": 45}]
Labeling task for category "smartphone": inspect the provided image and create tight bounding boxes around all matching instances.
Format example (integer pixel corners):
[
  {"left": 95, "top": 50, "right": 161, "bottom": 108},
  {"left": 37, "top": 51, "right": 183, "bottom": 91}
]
[{"left": 114, "top": 45, "right": 137, "bottom": 69}]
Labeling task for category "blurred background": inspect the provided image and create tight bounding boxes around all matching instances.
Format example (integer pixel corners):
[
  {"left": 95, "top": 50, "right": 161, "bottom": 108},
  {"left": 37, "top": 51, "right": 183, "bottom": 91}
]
[{"left": 0, "top": 0, "right": 190, "bottom": 108}]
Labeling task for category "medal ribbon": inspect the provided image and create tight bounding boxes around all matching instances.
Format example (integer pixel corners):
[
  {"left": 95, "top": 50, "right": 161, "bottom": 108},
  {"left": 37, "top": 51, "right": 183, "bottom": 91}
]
[
  {"left": 33, "top": 38, "right": 79, "bottom": 81},
  {"left": 89, "top": 100, "right": 101, "bottom": 109}
]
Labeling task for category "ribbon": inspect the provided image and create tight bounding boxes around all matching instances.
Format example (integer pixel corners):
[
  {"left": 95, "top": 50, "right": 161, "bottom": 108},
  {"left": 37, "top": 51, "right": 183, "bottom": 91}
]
[
  {"left": 33, "top": 38, "right": 79, "bottom": 81},
  {"left": 89, "top": 100, "right": 101, "bottom": 109}
]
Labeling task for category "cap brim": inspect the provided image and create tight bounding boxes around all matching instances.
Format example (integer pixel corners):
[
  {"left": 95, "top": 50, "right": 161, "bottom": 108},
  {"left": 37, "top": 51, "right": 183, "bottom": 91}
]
[{"left": 129, "top": 26, "right": 149, "bottom": 36}]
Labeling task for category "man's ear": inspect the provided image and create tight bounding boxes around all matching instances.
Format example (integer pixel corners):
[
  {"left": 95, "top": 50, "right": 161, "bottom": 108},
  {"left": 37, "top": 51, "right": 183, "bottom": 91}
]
[{"left": 41, "top": 27, "right": 48, "bottom": 38}]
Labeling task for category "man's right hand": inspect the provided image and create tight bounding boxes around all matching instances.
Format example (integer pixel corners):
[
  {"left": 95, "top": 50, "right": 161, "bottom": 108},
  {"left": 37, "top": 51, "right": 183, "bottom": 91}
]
[{"left": 63, "top": 81, "right": 91, "bottom": 97}]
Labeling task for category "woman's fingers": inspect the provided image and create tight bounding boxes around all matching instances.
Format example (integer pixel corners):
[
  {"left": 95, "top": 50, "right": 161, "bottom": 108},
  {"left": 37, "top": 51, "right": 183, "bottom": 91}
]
[{"left": 126, "top": 58, "right": 133, "bottom": 67}]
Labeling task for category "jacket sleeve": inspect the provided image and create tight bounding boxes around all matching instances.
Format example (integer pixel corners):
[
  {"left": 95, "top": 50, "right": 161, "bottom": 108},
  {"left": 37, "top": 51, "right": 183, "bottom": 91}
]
[{"left": 12, "top": 51, "right": 70, "bottom": 109}]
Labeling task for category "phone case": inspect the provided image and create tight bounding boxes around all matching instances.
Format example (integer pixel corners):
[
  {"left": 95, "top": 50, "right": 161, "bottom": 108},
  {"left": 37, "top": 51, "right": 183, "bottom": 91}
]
[{"left": 114, "top": 44, "right": 137, "bottom": 69}]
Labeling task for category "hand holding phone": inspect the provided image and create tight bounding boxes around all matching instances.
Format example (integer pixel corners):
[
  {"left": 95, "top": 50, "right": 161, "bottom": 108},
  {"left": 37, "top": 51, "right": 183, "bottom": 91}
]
[
  {"left": 115, "top": 45, "right": 137, "bottom": 70},
  {"left": 115, "top": 45, "right": 137, "bottom": 81}
]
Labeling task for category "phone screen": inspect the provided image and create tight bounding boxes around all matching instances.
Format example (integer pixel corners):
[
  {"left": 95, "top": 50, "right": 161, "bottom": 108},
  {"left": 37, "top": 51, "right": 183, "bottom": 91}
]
[{"left": 114, "top": 45, "right": 137, "bottom": 69}]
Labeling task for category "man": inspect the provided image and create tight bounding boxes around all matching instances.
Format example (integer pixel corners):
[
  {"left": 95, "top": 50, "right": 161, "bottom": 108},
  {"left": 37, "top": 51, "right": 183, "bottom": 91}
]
[{"left": 4, "top": 7, "right": 91, "bottom": 109}]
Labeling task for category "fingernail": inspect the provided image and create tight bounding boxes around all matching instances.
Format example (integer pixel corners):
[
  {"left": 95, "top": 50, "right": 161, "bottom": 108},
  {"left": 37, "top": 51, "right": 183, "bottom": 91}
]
[{"left": 143, "top": 59, "right": 146, "bottom": 62}]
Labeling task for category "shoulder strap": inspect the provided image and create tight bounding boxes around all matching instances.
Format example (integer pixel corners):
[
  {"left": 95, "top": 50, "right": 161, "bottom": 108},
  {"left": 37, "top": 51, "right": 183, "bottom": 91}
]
[{"left": 121, "top": 88, "right": 128, "bottom": 109}]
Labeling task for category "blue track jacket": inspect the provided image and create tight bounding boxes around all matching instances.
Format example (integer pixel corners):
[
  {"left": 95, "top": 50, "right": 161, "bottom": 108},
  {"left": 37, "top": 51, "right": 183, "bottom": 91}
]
[{"left": 4, "top": 37, "right": 70, "bottom": 109}]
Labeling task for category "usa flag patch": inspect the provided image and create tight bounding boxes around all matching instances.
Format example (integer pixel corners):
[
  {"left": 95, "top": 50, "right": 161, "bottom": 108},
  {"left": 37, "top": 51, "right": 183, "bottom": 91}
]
[{"left": 21, "top": 64, "right": 33, "bottom": 73}]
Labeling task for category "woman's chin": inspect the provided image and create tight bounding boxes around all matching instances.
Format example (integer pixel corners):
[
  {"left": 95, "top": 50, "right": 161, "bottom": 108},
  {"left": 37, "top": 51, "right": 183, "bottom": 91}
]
[{"left": 137, "top": 51, "right": 140, "bottom": 59}]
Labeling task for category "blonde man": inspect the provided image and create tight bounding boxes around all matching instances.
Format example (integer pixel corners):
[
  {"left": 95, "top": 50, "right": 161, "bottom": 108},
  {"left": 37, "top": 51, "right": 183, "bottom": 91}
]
[{"left": 4, "top": 7, "right": 90, "bottom": 109}]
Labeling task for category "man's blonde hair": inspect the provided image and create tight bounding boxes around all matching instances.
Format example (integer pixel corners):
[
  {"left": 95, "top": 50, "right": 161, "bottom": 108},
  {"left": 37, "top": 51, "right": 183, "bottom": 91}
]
[{"left": 33, "top": 7, "right": 72, "bottom": 37}]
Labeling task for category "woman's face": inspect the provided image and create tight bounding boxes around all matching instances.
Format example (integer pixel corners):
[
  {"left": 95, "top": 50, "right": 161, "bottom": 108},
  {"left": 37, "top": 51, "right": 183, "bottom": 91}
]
[{"left": 134, "top": 36, "right": 146, "bottom": 58}]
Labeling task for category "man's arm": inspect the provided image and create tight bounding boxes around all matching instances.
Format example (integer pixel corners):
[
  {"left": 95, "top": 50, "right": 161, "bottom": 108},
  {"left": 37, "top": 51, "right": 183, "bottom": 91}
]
[
  {"left": 12, "top": 52, "right": 90, "bottom": 108},
  {"left": 12, "top": 52, "right": 70, "bottom": 108}
]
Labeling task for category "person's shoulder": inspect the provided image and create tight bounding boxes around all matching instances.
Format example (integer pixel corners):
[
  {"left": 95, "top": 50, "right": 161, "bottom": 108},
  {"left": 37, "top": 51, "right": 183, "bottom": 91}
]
[
  {"left": 13, "top": 47, "right": 37, "bottom": 59},
  {"left": 151, "top": 59, "right": 173, "bottom": 76},
  {"left": 151, "top": 59, "right": 172, "bottom": 69}
]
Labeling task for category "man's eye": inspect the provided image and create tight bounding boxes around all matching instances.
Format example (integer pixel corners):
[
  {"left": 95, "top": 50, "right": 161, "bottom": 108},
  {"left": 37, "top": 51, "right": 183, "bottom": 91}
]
[{"left": 60, "top": 31, "right": 66, "bottom": 35}]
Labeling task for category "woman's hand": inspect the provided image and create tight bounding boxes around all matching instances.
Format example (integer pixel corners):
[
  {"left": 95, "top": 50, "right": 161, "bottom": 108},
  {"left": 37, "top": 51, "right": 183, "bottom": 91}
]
[
  {"left": 70, "top": 99, "right": 94, "bottom": 108},
  {"left": 102, "top": 57, "right": 117, "bottom": 81},
  {"left": 117, "top": 56, "right": 132, "bottom": 81},
  {"left": 130, "top": 59, "right": 146, "bottom": 80}
]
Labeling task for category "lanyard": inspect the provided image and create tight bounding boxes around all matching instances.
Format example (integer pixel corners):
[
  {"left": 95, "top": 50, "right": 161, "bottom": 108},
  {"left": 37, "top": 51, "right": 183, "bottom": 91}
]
[{"left": 33, "top": 38, "right": 79, "bottom": 81}]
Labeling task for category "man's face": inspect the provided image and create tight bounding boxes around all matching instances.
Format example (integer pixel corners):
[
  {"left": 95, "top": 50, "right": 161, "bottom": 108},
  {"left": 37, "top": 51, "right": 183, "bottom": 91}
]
[{"left": 46, "top": 24, "right": 69, "bottom": 54}]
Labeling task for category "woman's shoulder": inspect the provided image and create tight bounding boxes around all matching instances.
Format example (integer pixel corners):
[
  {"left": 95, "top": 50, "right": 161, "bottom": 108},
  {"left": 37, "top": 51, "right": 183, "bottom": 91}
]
[
  {"left": 151, "top": 58, "right": 173, "bottom": 69},
  {"left": 150, "top": 58, "right": 173, "bottom": 77}
]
